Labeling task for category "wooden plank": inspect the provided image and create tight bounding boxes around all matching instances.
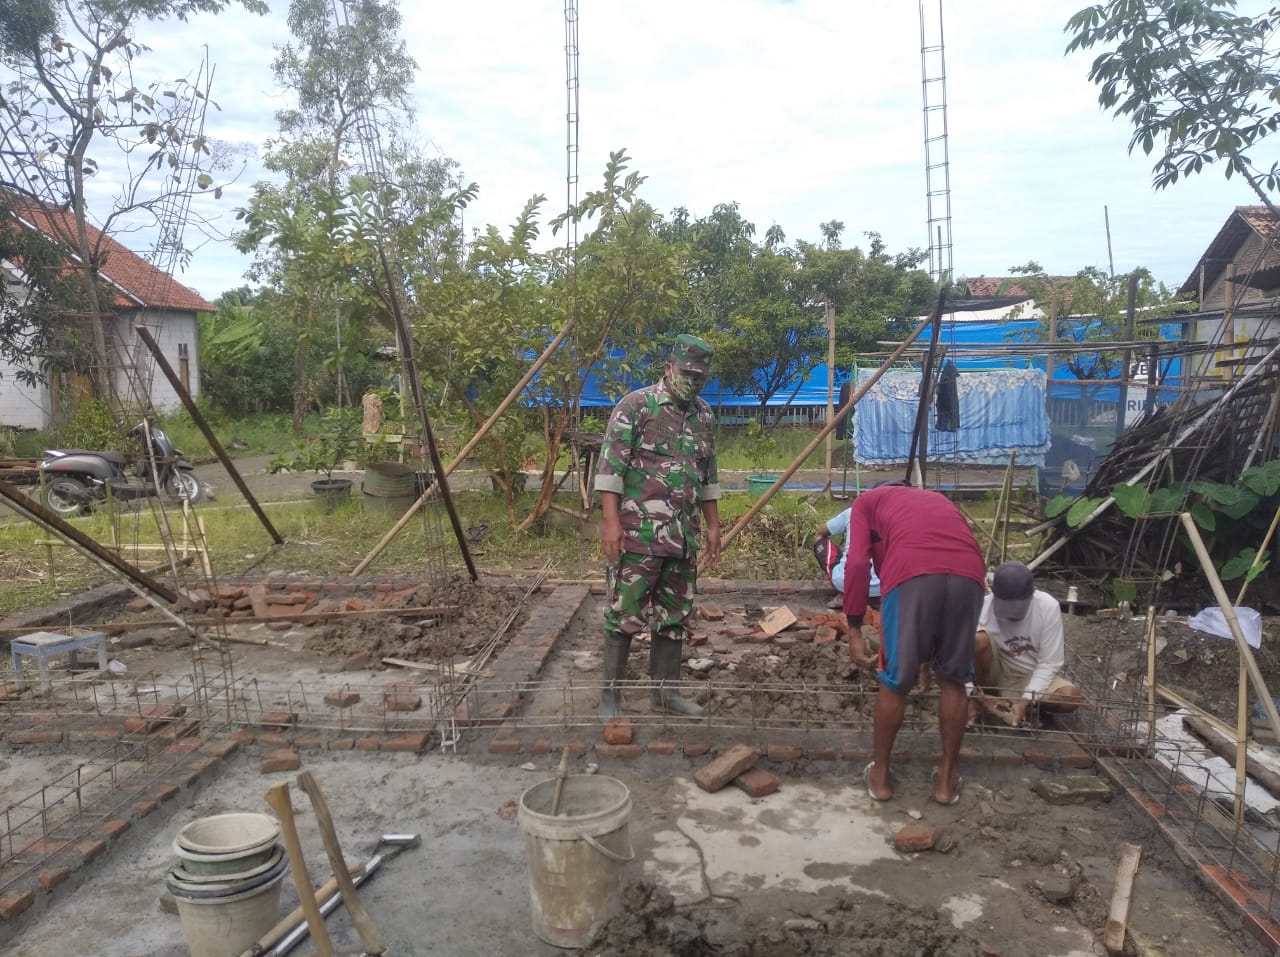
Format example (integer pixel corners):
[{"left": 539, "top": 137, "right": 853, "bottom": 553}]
[
  {"left": 760, "top": 607, "right": 797, "bottom": 637},
  {"left": 381, "top": 656, "right": 487, "bottom": 677},
  {"left": 1103, "top": 843, "right": 1142, "bottom": 954}
]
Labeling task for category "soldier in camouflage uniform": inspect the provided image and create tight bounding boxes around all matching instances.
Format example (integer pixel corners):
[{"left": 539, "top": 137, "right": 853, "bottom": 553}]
[{"left": 595, "top": 334, "right": 722, "bottom": 719}]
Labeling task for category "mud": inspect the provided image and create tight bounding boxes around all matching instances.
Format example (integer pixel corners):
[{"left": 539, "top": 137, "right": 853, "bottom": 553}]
[
  {"left": 303, "top": 576, "right": 529, "bottom": 664},
  {"left": 585, "top": 881, "right": 982, "bottom": 956}
]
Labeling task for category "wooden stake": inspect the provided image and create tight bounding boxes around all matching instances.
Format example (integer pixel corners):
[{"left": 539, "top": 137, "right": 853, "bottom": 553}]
[{"left": 1103, "top": 843, "right": 1142, "bottom": 954}]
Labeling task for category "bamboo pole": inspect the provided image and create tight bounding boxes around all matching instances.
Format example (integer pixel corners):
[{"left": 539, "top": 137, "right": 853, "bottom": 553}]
[
  {"left": 1178, "top": 512, "right": 1280, "bottom": 743},
  {"left": 1028, "top": 337, "right": 1280, "bottom": 571},
  {"left": 352, "top": 317, "right": 579, "bottom": 576},
  {"left": 719, "top": 293, "right": 945, "bottom": 553}
]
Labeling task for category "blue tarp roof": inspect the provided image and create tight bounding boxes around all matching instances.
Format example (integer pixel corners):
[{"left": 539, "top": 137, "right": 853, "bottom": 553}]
[{"left": 571, "top": 318, "right": 1183, "bottom": 408}]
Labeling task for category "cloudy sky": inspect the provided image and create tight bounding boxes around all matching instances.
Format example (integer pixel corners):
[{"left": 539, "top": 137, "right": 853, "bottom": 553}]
[{"left": 121, "top": 0, "right": 1265, "bottom": 301}]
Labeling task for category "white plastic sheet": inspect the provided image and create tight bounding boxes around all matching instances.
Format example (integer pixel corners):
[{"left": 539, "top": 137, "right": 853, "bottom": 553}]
[{"left": 1187, "top": 606, "right": 1263, "bottom": 649}]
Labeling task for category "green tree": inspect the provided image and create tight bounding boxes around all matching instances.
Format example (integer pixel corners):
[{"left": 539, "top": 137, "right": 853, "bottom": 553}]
[
  {"left": 1066, "top": 1, "right": 1280, "bottom": 204},
  {"left": 0, "top": 0, "right": 267, "bottom": 402}
]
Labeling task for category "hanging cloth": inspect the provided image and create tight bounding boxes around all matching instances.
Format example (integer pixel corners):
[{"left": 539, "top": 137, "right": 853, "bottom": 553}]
[{"left": 935, "top": 360, "right": 960, "bottom": 432}]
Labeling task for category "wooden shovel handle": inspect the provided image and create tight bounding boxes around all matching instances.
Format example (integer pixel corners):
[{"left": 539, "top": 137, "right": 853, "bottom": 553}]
[
  {"left": 263, "top": 782, "right": 335, "bottom": 957},
  {"left": 296, "top": 769, "right": 386, "bottom": 955}
]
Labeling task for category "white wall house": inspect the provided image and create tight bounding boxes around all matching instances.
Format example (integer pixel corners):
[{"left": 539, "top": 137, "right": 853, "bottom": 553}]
[{"left": 0, "top": 201, "right": 213, "bottom": 430}]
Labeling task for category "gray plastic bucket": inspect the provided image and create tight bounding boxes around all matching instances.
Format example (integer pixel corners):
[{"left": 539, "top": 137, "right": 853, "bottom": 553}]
[{"left": 518, "top": 774, "right": 633, "bottom": 948}]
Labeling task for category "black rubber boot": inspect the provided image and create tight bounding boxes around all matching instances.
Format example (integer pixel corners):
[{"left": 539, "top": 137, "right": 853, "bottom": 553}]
[
  {"left": 599, "top": 634, "right": 632, "bottom": 720},
  {"left": 649, "top": 635, "right": 703, "bottom": 717}
]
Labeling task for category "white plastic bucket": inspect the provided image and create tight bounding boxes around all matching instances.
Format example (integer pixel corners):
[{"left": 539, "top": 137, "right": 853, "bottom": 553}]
[
  {"left": 168, "top": 864, "right": 286, "bottom": 957},
  {"left": 517, "top": 774, "right": 633, "bottom": 949}
]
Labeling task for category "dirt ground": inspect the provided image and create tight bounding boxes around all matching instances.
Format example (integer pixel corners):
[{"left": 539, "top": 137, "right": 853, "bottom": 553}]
[{"left": 5, "top": 583, "right": 1263, "bottom": 956}]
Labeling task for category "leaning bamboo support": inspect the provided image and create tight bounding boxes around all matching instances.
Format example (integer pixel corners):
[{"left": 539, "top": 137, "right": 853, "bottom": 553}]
[
  {"left": 720, "top": 295, "right": 944, "bottom": 554},
  {"left": 352, "top": 317, "right": 579, "bottom": 576},
  {"left": 1178, "top": 513, "right": 1280, "bottom": 744},
  {"left": 1029, "top": 337, "right": 1280, "bottom": 571}
]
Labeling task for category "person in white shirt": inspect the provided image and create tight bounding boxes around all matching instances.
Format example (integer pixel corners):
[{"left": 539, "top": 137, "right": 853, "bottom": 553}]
[
  {"left": 814, "top": 506, "right": 882, "bottom": 665},
  {"left": 972, "top": 561, "right": 1081, "bottom": 727}
]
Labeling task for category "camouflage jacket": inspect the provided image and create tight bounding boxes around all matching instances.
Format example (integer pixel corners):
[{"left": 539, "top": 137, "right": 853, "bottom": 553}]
[{"left": 595, "top": 378, "right": 721, "bottom": 557}]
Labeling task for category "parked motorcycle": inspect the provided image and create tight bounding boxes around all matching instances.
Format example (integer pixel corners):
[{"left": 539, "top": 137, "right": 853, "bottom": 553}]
[{"left": 38, "top": 420, "right": 202, "bottom": 516}]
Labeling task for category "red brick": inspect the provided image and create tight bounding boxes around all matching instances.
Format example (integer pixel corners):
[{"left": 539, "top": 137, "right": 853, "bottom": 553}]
[
  {"left": 345, "top": 597, "right": 368, "bottom": 612},
  {"left": 68, "top": 724, "right": 126, "bottom": 743},
  {"left": 38, "top": 867, "right": 71, "bottom": 892},
  {"left": 646, "top": 740, "right": 676, "bottom": 756},
  {"left": 327, "top": 737, "right": 356, "bottom": 751},
  {"left": 811, "top": 747, "right": 838, "bottom": 761},
  {"left": 382, "top": 732, "right": 430, "bottom": 753},
  {"left": 131, "top": 800, "right": 159, "bottom": 818},
  {"left": 383, "top": 692, "right": 422, "bottom": 712},
  {"left": 155, "top": 719, "right": 201, "bottom": 742},
  {"left": 201, "top": 737, "right": 241, "bottom": 760},
  {"left": 215, "top": 586, "right": 246, "bottom": 601},
  {"left": 527, "top": 737, "right": 552, "bottom": 755},
  {"left": 683, "top": 743, "right": 712, "bottom": 758},
  {"left": 97, "top": 819, "right": 130, "bottom": 840},
  {"left": 694, "top": 743, "right": 761, "bottom": 793},
  {"left": 1023, "top": 747, "right": 1057, "bottom": 770},
  {"left": 814, "top": 626, "right": 838, "bottom": 645},
  {"left": 489, "top": 737, "right": 520, "bottom": 755},
  {"left": 343, "top": 652, "right": 373, "bottom": 671},
  {"left": 894, "top": 824, "right": 936, "bottom": 853},
  {"left": 0, "top": 890, "right": 35, "bottom": 920},
  {"left": 265, "top": 591, "right": 309, "bottom": 605},
  {"left": 734, "top": 767, "right": 781, "bottom": 798},
  {"left": 258, "top": 710, "right": 297, "bottom": 729},
  {"left": 10, "top": 729, "right": 64, "bottom": 745},
  {"left": 354, "top": 736, "right": 381, "bottom": 752},
  {"left": 1061, "top": 743, "right": 1095, "bottom": 769},
  {"left": 256, "top": 731, "right": 291, "bottom": 749},
  {"left": 294, "top": 735, "right": 324, "bottom": 752},
  {"left": 154, "top": 784, "right": 179, "bottom": 803},
  {"left": 602, "top": 719, "right": 633, "bottom": 745},
  {"left": 766, "top": 744, "right": 803, "bottom": 763},
  {"left": 248, "top": 584, "right": 270, "bottom": 617},
  {"left": 230, "top": 729, "right": 256, "bottom": 747},
  {"left": 990, "top": 748, "right": 1023, "bottom": 767},
  {"left": 259, "top": 749, "right": 300, "bottom": 773},
  {"left": 595, "top": 743, "right": 643, "bottom": 759},
  {"left": 323, "top": 691, "right": 361, "bottom": 708},
  {"left": 77, "top": 839, "right": 107, "bottom": 861}
]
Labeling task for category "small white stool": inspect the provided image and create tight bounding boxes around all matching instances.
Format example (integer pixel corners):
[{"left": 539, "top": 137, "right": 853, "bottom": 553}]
[{"left": 10, "top": 630, "right": 108, "bottom": 693}]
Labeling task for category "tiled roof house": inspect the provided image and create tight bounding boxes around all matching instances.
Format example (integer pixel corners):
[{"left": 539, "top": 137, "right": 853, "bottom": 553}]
[{"left": 0, "top": 199, "right": 213, "bottom": 430}]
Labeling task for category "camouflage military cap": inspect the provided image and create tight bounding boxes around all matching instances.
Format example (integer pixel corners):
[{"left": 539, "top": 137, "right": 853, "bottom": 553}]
[{"left": 672, "top": 334, "right": 714, "bottom": 375}]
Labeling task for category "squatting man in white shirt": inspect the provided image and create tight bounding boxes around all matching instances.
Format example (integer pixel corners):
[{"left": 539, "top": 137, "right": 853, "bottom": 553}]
[{"left": 971, "top": 560, "right": 1082, "bottom": 728}]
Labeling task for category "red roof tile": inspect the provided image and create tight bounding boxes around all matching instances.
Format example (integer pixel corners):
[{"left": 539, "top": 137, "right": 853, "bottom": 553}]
[
  {"left": 960, "top": 276, "right": 1031, "bottom": 298},
  {"left": 8, "top": 198, "right": 215, "bottom": 313},
  {"left": 1179, "top": 206, "right": 1280, "bottom": 296}
]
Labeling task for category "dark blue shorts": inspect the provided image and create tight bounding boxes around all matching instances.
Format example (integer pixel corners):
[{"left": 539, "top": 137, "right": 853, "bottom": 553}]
[{"left": 878, "top": 574, "right": 983, "bottom": 692}]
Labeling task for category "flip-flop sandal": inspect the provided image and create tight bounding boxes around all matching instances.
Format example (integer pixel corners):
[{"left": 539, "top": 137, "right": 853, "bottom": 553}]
[
  {"left": 863, "top": 761, "right": 893, "bottom": 802},
  {"left": 930, "top": 767, "right": 962, "bottom": 806}
]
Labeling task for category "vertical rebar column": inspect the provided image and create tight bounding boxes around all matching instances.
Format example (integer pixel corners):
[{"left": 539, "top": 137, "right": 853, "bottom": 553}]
[{"left": 919, "top": 0, "right": 953, "bottom": 285}]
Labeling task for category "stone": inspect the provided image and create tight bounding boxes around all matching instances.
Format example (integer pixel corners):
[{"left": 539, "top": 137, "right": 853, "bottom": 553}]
[
  {"left": 694, "top": 743, "right": 761, "bottom": 793},
  {"left": 698, "top": 603, "right": 726, "bottom": 621},
  {"left": 1039, "top": 876, "right": 1076, "bottom": 904},
  {"left": 1032, "top": 776, "right": 1112, "bottom": 806}
]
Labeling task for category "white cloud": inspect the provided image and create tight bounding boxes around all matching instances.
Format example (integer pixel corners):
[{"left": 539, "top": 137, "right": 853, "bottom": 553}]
[{"left": 97, "top": 0, "right": 1268, "bottom": 299}]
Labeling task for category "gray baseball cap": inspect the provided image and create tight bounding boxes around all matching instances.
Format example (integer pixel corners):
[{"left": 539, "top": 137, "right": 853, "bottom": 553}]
[{"left": 991, "top": 561, "right": 1034, "bottom": 620}]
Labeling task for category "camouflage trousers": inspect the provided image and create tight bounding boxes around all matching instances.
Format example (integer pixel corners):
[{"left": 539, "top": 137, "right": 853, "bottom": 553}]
[{"left": 604, "top": 552, "right": 698, "bottom": 643}]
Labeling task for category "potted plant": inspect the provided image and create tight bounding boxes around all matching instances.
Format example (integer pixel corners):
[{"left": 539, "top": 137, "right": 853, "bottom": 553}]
[
  {"left": 745, "top": 418, "right": 780, "bottom": 499},
  {"left": 270, "top": 408, "right": 361, "bottom": 507}
]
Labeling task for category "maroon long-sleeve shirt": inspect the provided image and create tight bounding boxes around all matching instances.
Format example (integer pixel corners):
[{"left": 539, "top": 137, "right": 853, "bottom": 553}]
[{"left": 841, "top": 485, "right": 985, "bottom": 619}]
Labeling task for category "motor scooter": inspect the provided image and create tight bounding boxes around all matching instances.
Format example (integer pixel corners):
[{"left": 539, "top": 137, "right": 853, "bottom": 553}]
[{"left": 38, "top": 420, "right": 202, "bottom": 516}]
